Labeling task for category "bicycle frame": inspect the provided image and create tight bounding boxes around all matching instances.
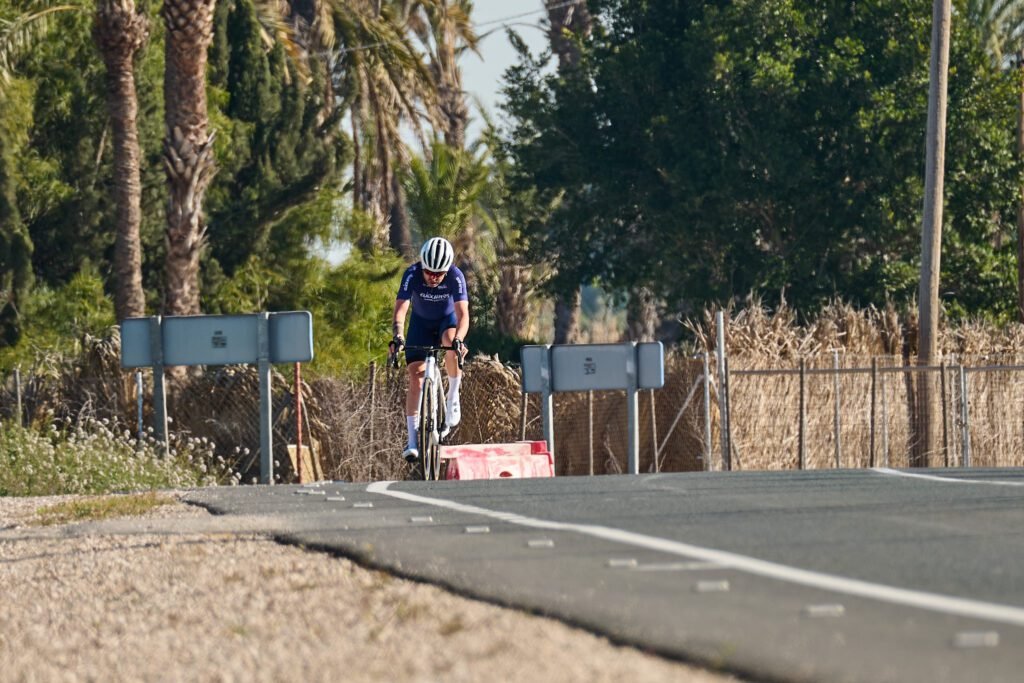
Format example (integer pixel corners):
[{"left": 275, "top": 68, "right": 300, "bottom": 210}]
[{"left": 391, "top": 344, "right": 463, "bottom": 481}]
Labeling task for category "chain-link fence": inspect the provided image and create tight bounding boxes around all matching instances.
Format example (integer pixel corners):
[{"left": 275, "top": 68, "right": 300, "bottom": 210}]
[
  {"left": 723, "top": 354, "right": 1024, "bottom": 470},
  {"left": 4, "top": 350, "right": 1024, "bottom": 482}
]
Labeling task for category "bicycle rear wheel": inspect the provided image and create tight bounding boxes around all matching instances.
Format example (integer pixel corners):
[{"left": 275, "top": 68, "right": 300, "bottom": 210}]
[{"left": 418, "top": 376, "right": 437, "bottom": 480}]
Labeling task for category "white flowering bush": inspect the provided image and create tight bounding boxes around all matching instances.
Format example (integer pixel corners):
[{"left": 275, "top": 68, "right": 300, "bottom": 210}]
[{"left": 0, "top": 417, "right": 241, "bottom": 497}]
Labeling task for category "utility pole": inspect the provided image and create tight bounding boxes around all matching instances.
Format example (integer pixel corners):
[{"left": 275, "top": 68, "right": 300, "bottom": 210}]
[{"left": 918, "top": 0, "right": 952, "bottom": 465}]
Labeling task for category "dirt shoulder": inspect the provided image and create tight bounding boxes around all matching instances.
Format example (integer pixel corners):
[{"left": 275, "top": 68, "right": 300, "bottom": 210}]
[{"left": 0, "top": 493, "right": 740, "bottom": 682}]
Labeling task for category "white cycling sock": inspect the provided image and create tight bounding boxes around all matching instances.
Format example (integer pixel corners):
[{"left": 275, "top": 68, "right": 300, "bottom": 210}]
[
  {"left": 447, "top": 375, "right": 462, "bottom": 402},
  {"left": 406, "top": 414, "right": 418, "bottom": 449}
]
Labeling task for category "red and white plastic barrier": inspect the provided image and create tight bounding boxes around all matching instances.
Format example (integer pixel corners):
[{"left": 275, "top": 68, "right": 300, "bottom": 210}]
[{"left": 442, "top": 441, "right": 554, "bottom": 480}]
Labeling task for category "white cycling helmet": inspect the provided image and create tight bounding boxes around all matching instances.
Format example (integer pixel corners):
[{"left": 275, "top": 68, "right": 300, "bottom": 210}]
[{"left": 419, "top": 237, "right": 454, "bottom": 272}]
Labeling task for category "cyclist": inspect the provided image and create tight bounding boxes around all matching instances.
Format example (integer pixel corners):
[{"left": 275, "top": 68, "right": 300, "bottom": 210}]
[{"left": 389, "top": 236, "right": 470, "bottom": 464}]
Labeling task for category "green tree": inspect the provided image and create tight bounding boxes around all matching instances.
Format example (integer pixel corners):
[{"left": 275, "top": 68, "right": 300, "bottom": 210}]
[
  {"left": 0, "top": 0, "right": 78, "bottom": 345},
  {"left": 0, "top": 87, "right": 33, "bottom": 345},
  {"left": 503, "top": 0, "right": 1021, "bottom": 323},
  {"left": 203, "top": 0, "right": 346, "bottom": 283},
  {"left": 964, "top": 0, "right": 1024, "bottom": 320}
]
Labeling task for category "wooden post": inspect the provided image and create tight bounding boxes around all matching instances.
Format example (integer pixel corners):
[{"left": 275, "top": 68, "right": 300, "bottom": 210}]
[
  {"left": 702, "top": 352, "right": 713, "bottom": 472},
  {"left": 650, "top": 389, "right": 658, "bottom": 473},
  {"left": 519, "top": 392, "right": 528, "bottom": 441},
  {"left": 799, "top": 358, "right": 806, "bottom": 470},
  {"left": 880, "top": 368, "right": 889, "bottom": 468},
  {"left": 940, "top": 363, "right": 949, "bottom": 468},
  {"left": 724, "top": 356, "right": 733, "bottom": 471},
  {"left": 832, "top": 351, "right": 842, "bottom": 468},
  {"left": 588, "top": 390, "right": 594, "bottom": 476},
  {"left": 14, "top": 367, "right": 22, "bottom": 428},
  {"left": 959, "top": 365, "right": 971, "bottom": 467},
  {"left": 870, "top": 357, "right": 878, "bottom": 468},
  {"left": 368, "top": 361, "right": 376, "bottom": 450}
]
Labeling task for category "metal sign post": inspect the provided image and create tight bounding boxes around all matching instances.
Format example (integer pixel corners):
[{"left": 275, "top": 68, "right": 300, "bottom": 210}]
[
  {"left": 256, "top": 313, "right": 273, "bottom": 484},
  {"left": 625, "top": 349, "right": 639, "bottom": 474},
  {"left": 522, "top": 342, "right": 664, "bottom": 474},
  {"left": 149, "top": 316, "right": 168, "bottom": 451},
  {"left": 540, "top": 348, "right": 555, "bottom": 475},
  {"left": 121, "top": 311, "right": 313, "bottom": 485}
]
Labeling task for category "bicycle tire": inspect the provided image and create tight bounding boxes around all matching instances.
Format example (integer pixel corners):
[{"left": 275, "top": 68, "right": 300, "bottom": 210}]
[
  {"left": 418, "top": 376, "right": 436, "bottom": 480},
  {"left": 433, "top": 383, "right": 448, "bottom": 480}
]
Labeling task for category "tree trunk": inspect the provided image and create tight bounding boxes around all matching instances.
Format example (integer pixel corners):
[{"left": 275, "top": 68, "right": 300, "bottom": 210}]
[
  {"left": 162, "top": 0, "right": 218, "bottom": 316},
  {"left": 547, "top": 0, "right": 592, "bottom": 71},
  {"left": 554, "top": 289, "right": 581, "bottom": 345},
  {"left": 916, "top": 0, "right": 952, "bottom": 466},
  {"left": 496, "top": 264, "right": 530, "bottom": 338},
  {"left": 625, "top": 287, "right": 659, "bottom": 342},
  {"left": 94, "top": 0, "right": 148, "bottom": 321},
  {"left": 389, "top": 171, "right": 413, "bottom": 259},
  {"left": 352, "top": 104, "right": 364, "bottom": 211}
]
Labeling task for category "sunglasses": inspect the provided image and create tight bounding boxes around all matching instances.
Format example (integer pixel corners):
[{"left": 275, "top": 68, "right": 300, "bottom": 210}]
[{"left": 423, "top": 269, "right": 446, "bottom": 278}]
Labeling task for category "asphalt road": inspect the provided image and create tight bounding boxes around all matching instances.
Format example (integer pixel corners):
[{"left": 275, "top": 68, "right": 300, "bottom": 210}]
[{"left": 186, "top": 468, "right": 1024, "bottom": 683}]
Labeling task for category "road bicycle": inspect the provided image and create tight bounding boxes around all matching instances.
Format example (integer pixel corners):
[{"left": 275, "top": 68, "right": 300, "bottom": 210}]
[{"left": 390, "top": 343, "right": 464, "bottom": 481}]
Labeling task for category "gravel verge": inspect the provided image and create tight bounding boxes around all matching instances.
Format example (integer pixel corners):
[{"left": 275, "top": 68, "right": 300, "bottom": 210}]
[{"left": 0, "top": 493, "right": 740, "bottom": 682}]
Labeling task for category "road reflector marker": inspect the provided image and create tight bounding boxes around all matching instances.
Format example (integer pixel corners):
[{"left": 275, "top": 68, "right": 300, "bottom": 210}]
[
  {"left": 804, "top": 604, "right": 846, "bottom": 618},
  {"left": 465, "top": 526, "right": 491, "bottom": 534},
  {"left": 953, "top": 631, "right": 999, "bottom": 648},
  {"left": 527, "top": 539, "right": 555, "bottom": 548},
  {"left": 635, "top": 561, "right": 723, "bottom": 572},
  {"left": 410, "top": 516, "right": 434, "bottom": 523},
  {"left": 352, "top": 502, "right": 374, "bottom": 508},
  {"left": 607, "top": 558, "right": 639, "bottom": 568},
  {"left": 326, "top": 496, "right": 345, "bottom": 502},
  {"left": 694, "top": 580, "right": 730, "bottom": 593}
]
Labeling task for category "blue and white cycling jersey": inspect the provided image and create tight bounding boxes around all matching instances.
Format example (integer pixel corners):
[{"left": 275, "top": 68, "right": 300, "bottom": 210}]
[{"left": 397, "top": 263, "right": 468, "bottom": 320}]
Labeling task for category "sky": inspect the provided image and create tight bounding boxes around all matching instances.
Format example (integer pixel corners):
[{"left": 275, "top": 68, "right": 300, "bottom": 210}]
[{"left": 460, "top": 1, "right": 551, "bottom": 138}]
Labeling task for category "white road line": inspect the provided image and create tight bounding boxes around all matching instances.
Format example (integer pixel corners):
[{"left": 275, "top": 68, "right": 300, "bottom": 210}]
[
  {"left": 366, "top": 481, "right": 1024, "bottom": 627},
  {"left": 874, "top": 468, "right": 1024, "bottom": 487}
]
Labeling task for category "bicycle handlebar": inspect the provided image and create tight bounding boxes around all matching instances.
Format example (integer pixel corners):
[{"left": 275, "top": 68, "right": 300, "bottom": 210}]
[{"left": 388, "top": 344, "right": 465, "bottom": 370}]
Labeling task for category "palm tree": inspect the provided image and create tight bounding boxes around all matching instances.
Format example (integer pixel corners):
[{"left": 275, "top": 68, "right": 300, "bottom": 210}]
[
  {"left": 0, "top": 1, "right": 75, "bottom": 87},
  {"left": 402, "top": 138, "right": 487, "bottom": 243},
  {"left": 402, "top": 0, "right": 477, "bottom": 149},
  {"left": 330, "top": 0, "right": 440, "bottom": 256},
  {"left": 161, "top": 0, "right": 218, "bottom": 317},
  {"left": 94, "top": 0, "right": 147, "bottom": 321}
]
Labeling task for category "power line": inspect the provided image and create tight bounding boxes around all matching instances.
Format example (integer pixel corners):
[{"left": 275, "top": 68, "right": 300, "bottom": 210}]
[
  {"left": 474, "top": 0, "right": 579, "bottom": 29},
  {"left": 318, "top": 1, "right": 582, "bottom": 56}
]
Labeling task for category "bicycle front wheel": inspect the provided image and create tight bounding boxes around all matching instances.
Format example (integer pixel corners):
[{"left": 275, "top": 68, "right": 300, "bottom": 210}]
[{"left": 418, "top": 376, "right": 437, "bottom": 480}]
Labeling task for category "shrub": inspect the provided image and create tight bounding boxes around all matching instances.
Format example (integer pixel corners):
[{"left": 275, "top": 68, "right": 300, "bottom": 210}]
[{"left": 0, "top": 416, "right": 239, "bottom": 497}]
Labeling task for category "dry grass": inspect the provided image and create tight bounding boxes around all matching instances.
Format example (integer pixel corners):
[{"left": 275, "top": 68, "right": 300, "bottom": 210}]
[
  {"left": 32, "top": 492, "right": 174, "bottom": 526},
  {"left": 683, "top": 297, "right": 1024, "bottom": 470}
]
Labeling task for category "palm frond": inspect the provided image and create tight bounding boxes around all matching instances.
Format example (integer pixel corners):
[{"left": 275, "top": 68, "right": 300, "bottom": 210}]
[{"left": 0, "top": 2, "right": 79, "bottom": 88}]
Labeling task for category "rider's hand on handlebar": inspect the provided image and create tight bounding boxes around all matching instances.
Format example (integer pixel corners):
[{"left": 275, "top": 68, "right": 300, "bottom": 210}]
[
  {"left": 452, "top": 337, "right": 466, "bottom": 360},
  {"left": 388, "top": 334, "right": 404, "bottom": 368}
]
